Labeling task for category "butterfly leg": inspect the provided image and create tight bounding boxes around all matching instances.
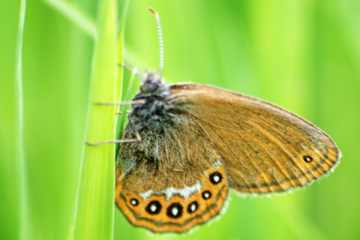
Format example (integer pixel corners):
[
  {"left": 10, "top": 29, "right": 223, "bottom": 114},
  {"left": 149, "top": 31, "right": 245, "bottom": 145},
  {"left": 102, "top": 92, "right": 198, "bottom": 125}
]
[
  {"left": 93, "top": 99, "right": 144, "bottom": 106},
  {"left": 86, "top": 132, "right": 141, "bottom": 146},
  {"left": 116, "top": 110, "right": 132, "bottom": 115}
]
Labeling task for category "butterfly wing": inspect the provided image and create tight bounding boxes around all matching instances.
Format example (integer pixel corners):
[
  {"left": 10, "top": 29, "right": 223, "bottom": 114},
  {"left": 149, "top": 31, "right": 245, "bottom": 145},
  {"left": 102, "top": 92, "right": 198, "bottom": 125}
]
[
  {"left": 116, "top": 117, "right": 229, "bottom": 233},
  {"left": 170, "top": 83, "right": 341, "bottom": 194}
]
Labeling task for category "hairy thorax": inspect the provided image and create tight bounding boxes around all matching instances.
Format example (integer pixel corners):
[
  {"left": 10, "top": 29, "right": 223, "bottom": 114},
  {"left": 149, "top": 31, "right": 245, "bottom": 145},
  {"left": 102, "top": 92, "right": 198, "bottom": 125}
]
[
  {"left": 129, "top": 94, "right": 178, "bottom": 133},
  {"left": 118, "top": 74, "right": 190, "bottom": 172}
]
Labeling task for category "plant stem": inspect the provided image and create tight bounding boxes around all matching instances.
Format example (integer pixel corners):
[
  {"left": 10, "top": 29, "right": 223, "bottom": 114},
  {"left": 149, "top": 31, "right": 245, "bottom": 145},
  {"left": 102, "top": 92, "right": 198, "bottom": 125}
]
[
  {"left": 69, "top": 0, "right": 120, "bottom": 239},
  {"left": 15, "top": 0, "right": 29, "bottom": 239}
]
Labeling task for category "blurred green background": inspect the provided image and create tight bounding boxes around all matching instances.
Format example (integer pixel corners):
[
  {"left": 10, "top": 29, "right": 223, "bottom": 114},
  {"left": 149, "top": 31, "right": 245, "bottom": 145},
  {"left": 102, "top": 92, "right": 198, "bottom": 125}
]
[{"left": 1, "top": 0, "right": 359, "bottom": 240}]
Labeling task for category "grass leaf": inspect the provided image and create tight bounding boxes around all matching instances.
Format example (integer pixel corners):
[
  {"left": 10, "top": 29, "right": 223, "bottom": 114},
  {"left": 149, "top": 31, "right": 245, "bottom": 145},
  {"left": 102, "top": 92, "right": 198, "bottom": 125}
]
[
  {"left": 69, "top": 0, "right": 120, "bottom": 239},
  {"left": 15, "top": 0, "right": 29, "bottom": 239},
  {"left": 44, "top": 0, "right": 97, "bottom": 39}
]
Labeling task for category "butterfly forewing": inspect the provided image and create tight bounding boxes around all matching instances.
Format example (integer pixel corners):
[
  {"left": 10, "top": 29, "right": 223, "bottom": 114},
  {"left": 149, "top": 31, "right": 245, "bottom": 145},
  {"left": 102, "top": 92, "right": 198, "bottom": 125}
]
[{"left": 170, "top": 84, "right": 341, "bottom": 194}]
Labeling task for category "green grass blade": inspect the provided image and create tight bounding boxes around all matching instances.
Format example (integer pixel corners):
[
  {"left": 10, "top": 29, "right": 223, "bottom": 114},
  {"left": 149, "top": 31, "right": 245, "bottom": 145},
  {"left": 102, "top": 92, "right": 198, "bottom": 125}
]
[
  {"left": 69, "top": 0, "right": 119, "bottom": 239},
  {"left": 15, "top": 0, "right": 29, "bottom": 239},
  {"left": 44, "top": 0, "right": 97, "bottom": 39}
]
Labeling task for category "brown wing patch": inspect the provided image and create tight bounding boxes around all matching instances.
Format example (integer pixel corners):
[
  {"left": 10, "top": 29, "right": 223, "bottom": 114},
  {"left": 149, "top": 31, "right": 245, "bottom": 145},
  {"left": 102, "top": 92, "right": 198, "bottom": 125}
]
[
  {"left": 170, "top": 84, "right": 341, "bottom": 194},
  {"left": 115, "top": 165, "right": 229, "bottom": 233}
]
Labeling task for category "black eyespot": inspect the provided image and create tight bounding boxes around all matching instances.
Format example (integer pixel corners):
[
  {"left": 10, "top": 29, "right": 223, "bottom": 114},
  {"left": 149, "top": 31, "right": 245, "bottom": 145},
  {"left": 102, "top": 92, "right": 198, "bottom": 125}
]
[
  {"left": 130, "top": 198, "right": 139, "bottom": 207},
  {"left": 202, "top": 191, "right": 212, "bottom": 200},
  {"left": 209, "top": 171, "right": 222, "bottom": 185},
  {"left": 166, "top": 202, "right": 183, "bottom": 218},
  {"left": 187, "top": 201, "right": 199, "bottom": 214},
  {"left": 145, "top": 200, "right": 162, "bottom": 214},
  {"left": 303, "top": 155, "right": 313, "bottom": 163}
]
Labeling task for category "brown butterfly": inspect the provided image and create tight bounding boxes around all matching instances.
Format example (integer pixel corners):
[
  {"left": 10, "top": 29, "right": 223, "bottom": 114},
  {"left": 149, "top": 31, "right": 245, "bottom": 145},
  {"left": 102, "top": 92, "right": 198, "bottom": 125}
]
[
  {"left": 115, "top": 73, "right": 341, "bottom": 233},
  {"left": 114, "top": 9, "right": 341, "bottom": 234}
]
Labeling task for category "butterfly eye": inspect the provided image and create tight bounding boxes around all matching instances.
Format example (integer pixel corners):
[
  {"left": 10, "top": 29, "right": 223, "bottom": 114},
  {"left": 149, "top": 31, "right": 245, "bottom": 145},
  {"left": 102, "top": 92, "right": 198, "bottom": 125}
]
[
  {"left": 167, "top": 203, "right": 183, "bottom": 218},
  {"left": 202, "top": 191, "right": 212, "bottom": 200},
  {"left": 303, "top": 155, "right": 314, "bottom": 163},
  {"left": 209, "top": 171, "right": 222, "bottom": 185},
  {"left": 187, "top": 201, "right": 199, "bottom": 214},
  {"left": 130, "top": 198, "right": 139, "bottom": 207},
  {"left": 145, "top": 200, "right": 162, "bottom": 214}
]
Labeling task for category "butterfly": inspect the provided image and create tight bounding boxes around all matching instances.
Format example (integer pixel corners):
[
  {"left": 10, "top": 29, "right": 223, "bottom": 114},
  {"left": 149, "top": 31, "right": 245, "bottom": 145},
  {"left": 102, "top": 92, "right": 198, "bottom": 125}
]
[
  {"left": 114, "top": 8, "right": 340, "bottom": 233},
  {"left": 114, "top": 72, "right": 341, "bottom": 233}
]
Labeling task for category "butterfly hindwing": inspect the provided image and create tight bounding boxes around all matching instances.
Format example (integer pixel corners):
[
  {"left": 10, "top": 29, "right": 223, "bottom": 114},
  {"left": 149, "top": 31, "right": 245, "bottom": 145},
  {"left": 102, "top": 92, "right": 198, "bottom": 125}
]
[
  {"left": 116, "top": 117, "right": 229, "bottom": 233},
  {"left": 170, "top": 83, "right": 340, "bottom": 194}
]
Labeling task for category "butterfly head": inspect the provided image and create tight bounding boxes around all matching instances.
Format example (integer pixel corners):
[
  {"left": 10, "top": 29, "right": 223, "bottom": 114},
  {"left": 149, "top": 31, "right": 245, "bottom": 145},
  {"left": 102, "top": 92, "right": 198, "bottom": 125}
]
[
  {"left": 128, "top": 72, "right": 176, "bottom": 133},
  {"left": 139, "top": 72, "right": 170, "bottom": 98}
]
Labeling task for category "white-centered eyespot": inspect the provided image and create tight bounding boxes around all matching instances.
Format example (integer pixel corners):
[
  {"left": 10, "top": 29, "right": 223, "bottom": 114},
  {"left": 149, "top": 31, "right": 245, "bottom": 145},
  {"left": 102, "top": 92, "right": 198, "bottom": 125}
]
[
  {"left": 187, "top": 201, "right": 199, "bottom": 214},
  {"left": 145, "top": 200, "right": 162, "bottom": 214},
  {"left": 167, "top": 203, "right": 183, "bottom": 218},
  {"left": 209, "top": 171, "right": 222, "bottom": 185}
]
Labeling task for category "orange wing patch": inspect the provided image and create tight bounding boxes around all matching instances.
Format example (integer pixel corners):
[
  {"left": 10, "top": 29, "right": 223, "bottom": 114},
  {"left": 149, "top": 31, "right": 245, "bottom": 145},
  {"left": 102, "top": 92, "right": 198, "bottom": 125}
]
[{"left": 115, "top": 166, "right": 229, "bottom": 233}]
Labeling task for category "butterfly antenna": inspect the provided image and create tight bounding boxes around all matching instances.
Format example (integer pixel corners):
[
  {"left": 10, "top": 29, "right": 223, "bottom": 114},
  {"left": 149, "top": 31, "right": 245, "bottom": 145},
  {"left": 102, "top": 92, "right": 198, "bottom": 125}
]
[{"left": 148, "top": 8, "right": 164, "bottom": 75}]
